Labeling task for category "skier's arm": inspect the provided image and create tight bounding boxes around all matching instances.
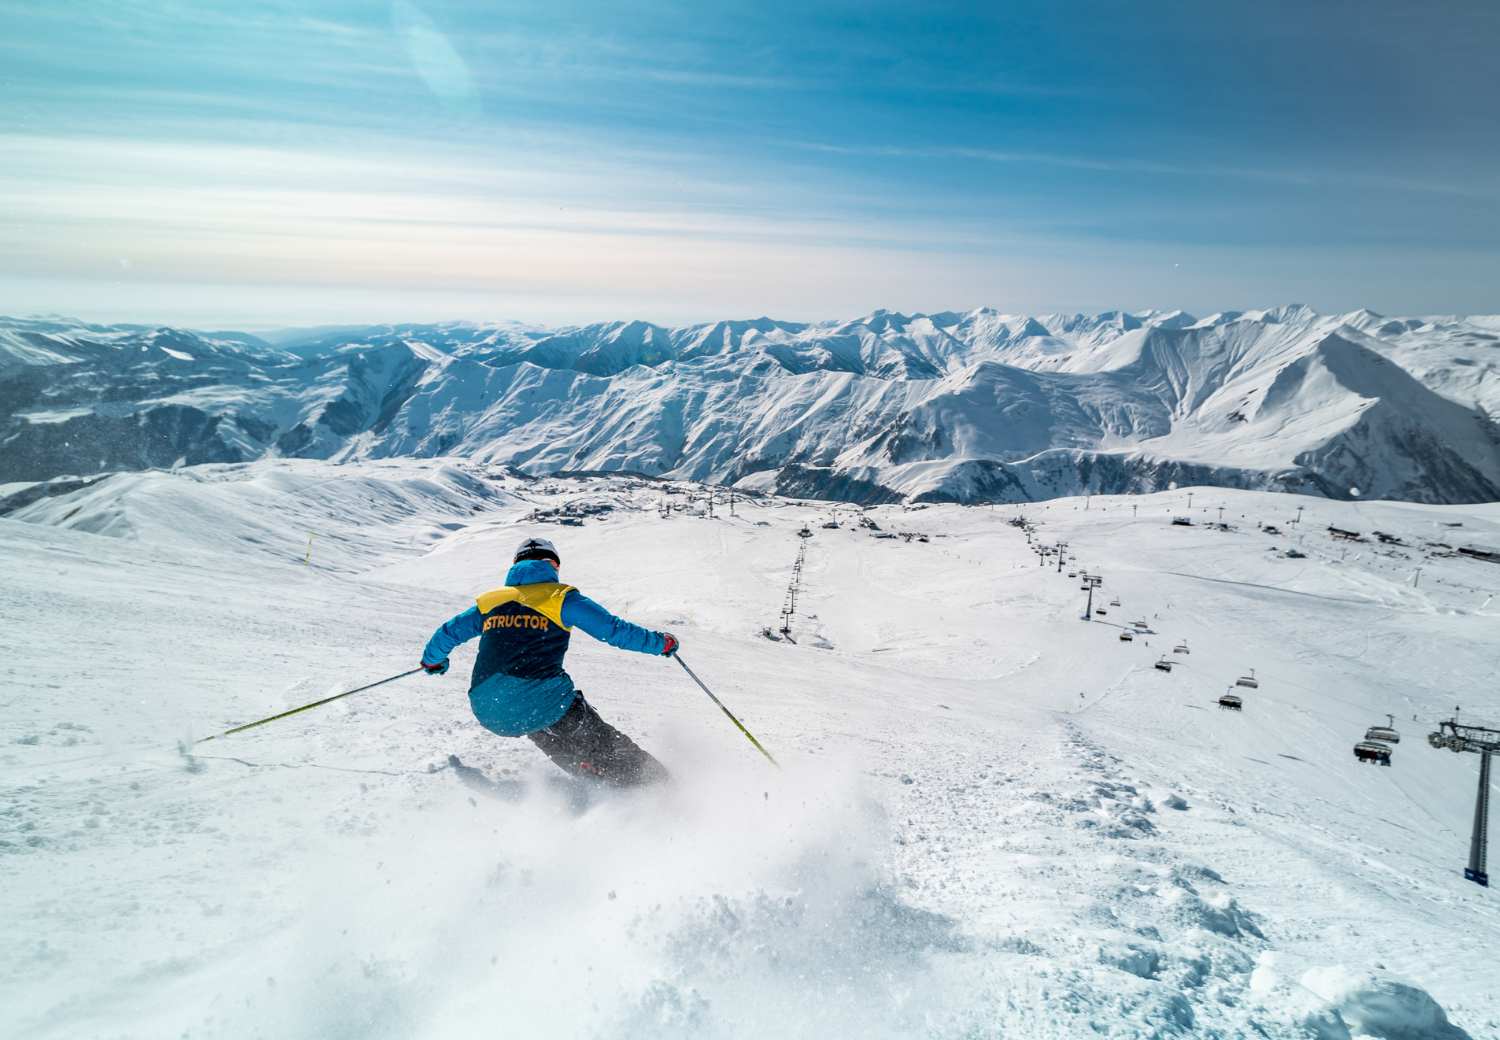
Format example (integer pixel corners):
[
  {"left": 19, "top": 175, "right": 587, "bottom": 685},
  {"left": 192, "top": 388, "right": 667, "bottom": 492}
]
[
  {"left": 422, "top": 606, "right": 483, "bottom": 665},
  {"left": 561, "top": 591, "right": 667, "bottom": 655}
]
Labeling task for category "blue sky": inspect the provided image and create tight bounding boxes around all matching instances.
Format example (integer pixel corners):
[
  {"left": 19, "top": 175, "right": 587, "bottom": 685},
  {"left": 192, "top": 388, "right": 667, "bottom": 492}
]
[{"left": 2, "top": 0, "right": 1497, "bottom": 327}]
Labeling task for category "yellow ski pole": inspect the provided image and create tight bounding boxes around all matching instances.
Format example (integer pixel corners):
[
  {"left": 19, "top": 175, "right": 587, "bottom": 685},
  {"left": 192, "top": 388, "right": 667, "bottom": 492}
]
[
  {"left": 194, "top": 667, "right": 423, "bottom": 744},
  {"left": 673, "top": 654, "right": 779, "bottom": 768}
]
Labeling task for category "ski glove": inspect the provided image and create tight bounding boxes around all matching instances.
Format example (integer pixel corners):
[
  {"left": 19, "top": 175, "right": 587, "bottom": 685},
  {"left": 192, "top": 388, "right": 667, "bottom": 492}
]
[
  {"left": 422, "top": 659, "right": 450, "bottom": 676},
  {"left": 660, "top": 633, "right": 679, "bottom": 657}
]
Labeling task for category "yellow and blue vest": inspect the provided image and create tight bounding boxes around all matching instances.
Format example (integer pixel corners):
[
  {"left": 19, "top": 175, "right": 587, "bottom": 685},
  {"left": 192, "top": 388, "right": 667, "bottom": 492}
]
[
  {"left": 422, "top": 559, "right": 667, "bottom": 736},
  {"left": 473, "top": 580, "right": 576, "bottom": 685}
]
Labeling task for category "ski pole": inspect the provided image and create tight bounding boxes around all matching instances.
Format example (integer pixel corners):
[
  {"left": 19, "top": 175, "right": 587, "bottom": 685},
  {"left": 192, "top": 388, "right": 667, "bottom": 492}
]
[
  {"left": 193, "top": 667, "right": 423, "bottom": 744},
  {"left": 673, "top": 654, "right": 779, "bottom": 768}
]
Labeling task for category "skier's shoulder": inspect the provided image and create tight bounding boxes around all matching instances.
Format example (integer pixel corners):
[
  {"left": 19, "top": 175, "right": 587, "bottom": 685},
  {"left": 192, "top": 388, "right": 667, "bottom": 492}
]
[
  {"left": 558, "top": 586, "right": 614, "bottom": 626},
  {"left": 477, "top": 581, "right": 575, "bottom": 610},
  {"left": 477, "top": 584, "right": 574, "bottom": 631}
]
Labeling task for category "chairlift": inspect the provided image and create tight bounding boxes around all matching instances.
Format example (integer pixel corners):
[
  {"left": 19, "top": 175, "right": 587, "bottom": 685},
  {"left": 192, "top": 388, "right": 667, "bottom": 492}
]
[
  {"left": 1109, "top": 598, "right": 1121, "bottom": 606},
  {"left": 1364, "top": 714, "right": 1400, "bottom": 744},
  {"left": 1131, "top": 620, "right": 1150, "bottom": 631},
  {"left": 1154, "top": 657, "right": 1173, "bottom": 672},
  {"left": 1068, "top": 571, "right": 1077, "bottom": 578},
  {"left": 1094, "top": 608, "right": 1108, "bottom": 616},
  {"left": 1173, "top": 641, "right": 1190, "bottom": 655},
  {"left": 1218, "top": 693, "right": 1243, "bottom": 711},
  {"left": 1119, "top": 630, "right": 1134, "bottom": 642},
  {"left": 1353, "top": 741, "right": 1392, "bottom": 766},
  {"left": 1235, "top": 669, "right": 1259, "bottom": 689}
]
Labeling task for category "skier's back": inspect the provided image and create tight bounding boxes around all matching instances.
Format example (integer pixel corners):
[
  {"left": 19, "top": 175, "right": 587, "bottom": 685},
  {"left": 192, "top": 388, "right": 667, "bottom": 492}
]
[{"left": 421, "top": 537, "right": 676, "bottom": 786}]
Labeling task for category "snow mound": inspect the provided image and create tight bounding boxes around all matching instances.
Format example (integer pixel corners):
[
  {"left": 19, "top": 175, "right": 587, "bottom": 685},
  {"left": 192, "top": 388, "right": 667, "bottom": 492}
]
[
  {"left": 1300, "top": 966, "right": 1473, "bottom": 1040},
  {"left": 4, "top": 459, "right": 514, "bottom": 570}
]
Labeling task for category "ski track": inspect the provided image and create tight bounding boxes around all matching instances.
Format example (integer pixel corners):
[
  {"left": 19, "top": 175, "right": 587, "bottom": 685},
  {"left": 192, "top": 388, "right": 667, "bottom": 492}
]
[{"left": 1, "top": 462, "right": 1498, "bottom": 1039}]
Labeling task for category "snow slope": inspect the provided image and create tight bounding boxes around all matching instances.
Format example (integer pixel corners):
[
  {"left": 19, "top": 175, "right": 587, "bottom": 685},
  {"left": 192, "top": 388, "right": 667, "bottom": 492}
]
[
  {"left": 3, "top": 307, "right": 1497, "bottom": 504},
  {"left": 3, "top": 460, "right": 1498, "bottom": 1039}
]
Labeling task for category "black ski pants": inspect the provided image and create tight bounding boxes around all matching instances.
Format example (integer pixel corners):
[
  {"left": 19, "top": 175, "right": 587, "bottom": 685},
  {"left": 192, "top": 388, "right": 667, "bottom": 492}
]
[{"left": 527, "top": 693, "right": 669, "bottom": 788}]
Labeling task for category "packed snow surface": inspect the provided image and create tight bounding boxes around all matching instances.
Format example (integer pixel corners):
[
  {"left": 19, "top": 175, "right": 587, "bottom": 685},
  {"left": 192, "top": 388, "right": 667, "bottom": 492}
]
[{"left": 3, "top": 460, "right": 1499, "bottom": 1038}]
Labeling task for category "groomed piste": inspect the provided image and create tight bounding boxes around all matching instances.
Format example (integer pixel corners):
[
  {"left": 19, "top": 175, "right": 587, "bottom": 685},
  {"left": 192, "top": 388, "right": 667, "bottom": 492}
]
[{"left": 3, "top": 459, "right": 1498, "bottom": 1039}]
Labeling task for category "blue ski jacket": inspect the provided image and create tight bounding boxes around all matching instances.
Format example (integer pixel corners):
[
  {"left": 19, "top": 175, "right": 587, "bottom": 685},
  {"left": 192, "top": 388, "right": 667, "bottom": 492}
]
[{"left": 422, "top": 559, "right": 667, "bottom": 736}]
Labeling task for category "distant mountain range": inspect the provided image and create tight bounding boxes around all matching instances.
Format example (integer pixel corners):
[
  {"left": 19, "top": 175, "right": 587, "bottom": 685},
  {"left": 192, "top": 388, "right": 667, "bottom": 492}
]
[{"left": 3, "top": 306, "right": 1498, "bottom": 504}]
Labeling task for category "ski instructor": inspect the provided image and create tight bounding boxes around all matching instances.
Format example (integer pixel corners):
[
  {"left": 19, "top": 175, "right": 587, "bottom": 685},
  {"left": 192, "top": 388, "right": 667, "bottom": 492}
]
[{"left": 419, "top": 536, "right": 677, "bottom": 787}]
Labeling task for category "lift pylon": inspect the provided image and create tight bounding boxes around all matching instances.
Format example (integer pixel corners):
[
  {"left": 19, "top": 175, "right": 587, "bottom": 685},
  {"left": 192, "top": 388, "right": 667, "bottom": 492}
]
[{"left": 1428, "top": 718, "right": 1499, "bottom": 887}]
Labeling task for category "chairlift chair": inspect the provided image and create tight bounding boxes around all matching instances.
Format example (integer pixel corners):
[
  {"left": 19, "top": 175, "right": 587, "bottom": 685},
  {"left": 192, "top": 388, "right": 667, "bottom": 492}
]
[
  {"left": 1364, "top": 714, "right": 1400, "bottom": 744},
  {"left": 1131, "top": 620, "right": 1149, "bottom": 630},
  {"left": 1094, "top": 608, "right": 1108, "bottom": 616},
  {"left": 1154, "top": 657, "right": 1173, "bottom": 672},
  {"left": 1218, "top": 693, "right": 1243, "bottom": 711},
  {"left": 1235, "top": 669, "right": 1259, "bottom": 689},
  {"left": 1173, "top": 641, "right": 1190, "bottom": 655},
  {"left": 1119, "top": 630, "right": 1134, "bottom": 642},
  {"left": 1109, "top": 598, "right": 1121, "bottom": 606},
  {"left": 1353, "top": 741, "right": 1392, "bottom": 766}
]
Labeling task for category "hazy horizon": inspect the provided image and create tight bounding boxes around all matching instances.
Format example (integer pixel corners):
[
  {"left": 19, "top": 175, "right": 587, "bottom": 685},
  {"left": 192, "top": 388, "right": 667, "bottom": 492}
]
[{"left": 11, "top": 298, "right": 1500, "bottom": 338}]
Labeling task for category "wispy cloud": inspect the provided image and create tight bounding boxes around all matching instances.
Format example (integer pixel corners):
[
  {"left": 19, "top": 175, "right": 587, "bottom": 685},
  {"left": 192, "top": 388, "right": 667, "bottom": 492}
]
[
  {"left": 1, "top": 0, "right": 1496, "bottom": 323},
  {"left": 785, "top": 140, "right": 1499, "bottom": 200}
]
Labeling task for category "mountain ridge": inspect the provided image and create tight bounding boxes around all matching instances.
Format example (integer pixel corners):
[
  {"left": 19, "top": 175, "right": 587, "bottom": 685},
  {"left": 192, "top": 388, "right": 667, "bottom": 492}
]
[{"left": 2, "top": 307, "right": 1497, "bottom": 504}]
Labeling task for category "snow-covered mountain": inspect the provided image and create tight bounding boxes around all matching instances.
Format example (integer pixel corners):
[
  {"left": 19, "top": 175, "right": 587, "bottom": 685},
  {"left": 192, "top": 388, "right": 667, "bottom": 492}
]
[{"left": 3, "top": 306, "right": 1498, "bottom": 503}]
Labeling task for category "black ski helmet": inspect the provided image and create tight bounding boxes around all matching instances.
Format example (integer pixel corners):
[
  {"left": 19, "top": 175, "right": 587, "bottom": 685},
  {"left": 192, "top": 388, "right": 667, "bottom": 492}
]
[{"left": 513, "top": 536, "right": 561, "bottom": 567}]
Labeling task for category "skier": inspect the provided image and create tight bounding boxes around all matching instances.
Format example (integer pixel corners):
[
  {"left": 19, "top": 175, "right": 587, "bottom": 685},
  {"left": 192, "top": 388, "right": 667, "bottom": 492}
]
[{"left": 420, "top": 536, "right": 677, "bottom": 787}]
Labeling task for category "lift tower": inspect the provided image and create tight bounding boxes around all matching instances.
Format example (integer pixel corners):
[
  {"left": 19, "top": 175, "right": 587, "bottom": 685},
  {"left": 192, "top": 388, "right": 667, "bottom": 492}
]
[
  {"left": 1081, "top": 574, "right": 1104, "bottom": 620},
  {"left": 1428, "top": 718, "right": 1500, "bottom": 887}
]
